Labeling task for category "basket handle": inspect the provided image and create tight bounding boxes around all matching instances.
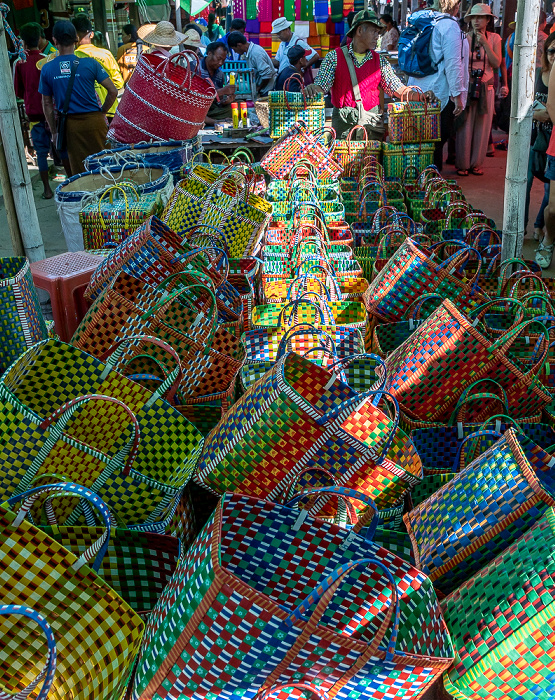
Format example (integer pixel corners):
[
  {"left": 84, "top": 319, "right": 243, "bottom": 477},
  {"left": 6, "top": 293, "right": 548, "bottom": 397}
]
[
  {"left": 276, "top": 323, "right": 336, "bottom": 360},
  {"left": 489, "top": 317, "right": 552, "bottom": 380},
  {"left": 205, "top": 149, "right": 232, "bottom": 165},
  {"left": 257, "top": 684, "right": 328, "bottom": 700},
  {"left": 100, "top": 334, "right": 183, "bottom": 404},
  {"left": 279, "top": 468, "right": 357, "bottom": 523},
  {"left": 278, "top": 298, "right": 327, "bottom": 328},
  {"left": 8, "top": 482, "right": 113, "bottom": 572},
  {"left": 328, "top": 353, "right": 388, "bottom": 391},
  {"left": 0, "top": 604, "right": 57, "bottom": 700},
  {"left": 284, "top": 555, "right": 400, "bottom": 660},
  {"left": 96, "top": 183, "right": 140, "bottom": 231}
]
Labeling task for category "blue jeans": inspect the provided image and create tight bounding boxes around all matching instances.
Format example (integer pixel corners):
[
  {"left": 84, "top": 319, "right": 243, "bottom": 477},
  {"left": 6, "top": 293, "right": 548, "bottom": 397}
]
[{"left": 30, "top": 122, "right": 51, "bottom": 173}]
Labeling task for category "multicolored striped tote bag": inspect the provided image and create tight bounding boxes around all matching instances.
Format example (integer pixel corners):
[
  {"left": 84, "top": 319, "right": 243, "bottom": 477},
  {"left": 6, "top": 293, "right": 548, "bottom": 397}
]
[
  {"left": 197, "top": 351, "right": 422, "bottom": 511},
  {"left": 442, "top": 506, "right": 555, "bottom": 699},
  {"left": 0, "top": 338, "right": 203, "bottom": 531},
  {"left": 131, "top": 488, "right": 453, "bottom": 700},
  {"left": 363, "top": 239, "right": 491, "bottom": 324},
  {"left": 405, "top": 428, "right": 555, "bottom": 594},
  {"left": 269, "top": 80, "right": 325, "bottom": 139},
  {"left": 0, "top": 482, "right": 144, "bottom": 700},
  {"left": 385, "top": 299, "right": 552, "bottom": 423},
  {"left": 0, "top": 256, "right": 48, "bottom": 373}
]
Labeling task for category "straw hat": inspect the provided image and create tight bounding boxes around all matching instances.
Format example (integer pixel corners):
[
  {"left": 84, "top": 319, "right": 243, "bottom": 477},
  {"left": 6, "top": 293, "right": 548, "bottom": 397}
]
[
  {"left": 36, "top": 51, "right": 58, "bottom": 70},
  {"left": 142, "top": 21, "right": 186, "bottom": 47},
  {"left": 464, "top": 3, "right": 497, "bottom": 19},
  {"left": 137, "top": 23, "right": 157, "bottom": 40},
  {"left": 182, "top": 28, "right": 201, "bottom": 48}
]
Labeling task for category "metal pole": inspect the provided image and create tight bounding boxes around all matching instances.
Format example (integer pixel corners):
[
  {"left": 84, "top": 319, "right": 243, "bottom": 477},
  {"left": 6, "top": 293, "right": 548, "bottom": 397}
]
[
  {"left": 175, "top": 0, "right": 183, "bottom": 33},
  {"left": 501, "top": 0, "right": 541, "bottom": 261},
  {"left": 400, "top": 0, "right": 407, "bottom": 28},
  {"left": 0, "top": 16, "right": 45, "bottom": 262}
]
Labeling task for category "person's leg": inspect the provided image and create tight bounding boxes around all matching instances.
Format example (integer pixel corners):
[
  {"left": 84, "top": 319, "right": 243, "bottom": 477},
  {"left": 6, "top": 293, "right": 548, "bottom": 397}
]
[
  {"left": 536, "top": 157, "right": 555, "bottom": 268},
  {"left": 486, "top": 126, "right": 494, "bottom": 156},
  {"left": 455, "top": 102, "right": 475, "bottom": 173},
  {"left": 469, "top": 86, "right": 495, "bottom": 173},
  {"left": 434, "top": 101, "right": 455, "bottom": 172},
  {"left": 30, "top": 123, "right": 53, "bottom": 199},
  {"left": 525, "top": 146, "right": 535, "bottom": 231},
  {"left": 535, "top": 181, "right": 550, "bottom": 232},
  {"left": 65, "top": 112, "right": 108, "bottom": 176}
]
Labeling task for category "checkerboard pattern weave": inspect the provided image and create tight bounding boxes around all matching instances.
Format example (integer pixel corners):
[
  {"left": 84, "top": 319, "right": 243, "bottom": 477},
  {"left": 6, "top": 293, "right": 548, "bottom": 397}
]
[
  {"left": 131, "top": 492, "right": 453, "bottom": 700},
  {"left": 197, "top": 352, "right": 422, "bottom": 512},
  {"left": 405, "top": 428, "right": 555, "bottom": 594},
  {"left": 0, "top": 501, "right": 144, "bottom": 700},
  {"left": 443, "top": 507, "right": 555, "bottom": 699},
  {"left": 0, "top": 257, "right": 48, "bottom": 373}
]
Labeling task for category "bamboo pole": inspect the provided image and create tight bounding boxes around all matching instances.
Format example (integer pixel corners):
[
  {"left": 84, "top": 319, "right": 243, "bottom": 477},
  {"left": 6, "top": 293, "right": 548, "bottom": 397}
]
[
  {"left": 0, "top": 16, "right": 45, "bottom": 262},
  {"left": 0, "top": 135, "right": 24, "bottom": 257},
  {"left": 501, "top": 0, "right": 541, "bottom": 261}
]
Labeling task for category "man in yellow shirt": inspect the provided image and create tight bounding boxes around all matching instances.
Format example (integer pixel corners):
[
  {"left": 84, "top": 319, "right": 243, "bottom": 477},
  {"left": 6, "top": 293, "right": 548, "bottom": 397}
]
[{"left": 72, "top": 15, "right": 124, "bottom": 120}]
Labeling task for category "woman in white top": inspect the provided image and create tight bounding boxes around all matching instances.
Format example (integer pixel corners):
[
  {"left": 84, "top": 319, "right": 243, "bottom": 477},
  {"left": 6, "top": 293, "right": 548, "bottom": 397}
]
[{"left": 380, "top": 15, "right": 399, "bottom": 52}]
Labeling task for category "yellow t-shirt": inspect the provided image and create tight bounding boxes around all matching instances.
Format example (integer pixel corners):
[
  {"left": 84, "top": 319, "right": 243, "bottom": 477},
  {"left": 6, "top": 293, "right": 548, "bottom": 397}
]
[
  {"left": 353, "top": 51, "right": 366, "bottom": 63},
  {"left": 75, "top": 43, "right": 124, "bottom": 117}
]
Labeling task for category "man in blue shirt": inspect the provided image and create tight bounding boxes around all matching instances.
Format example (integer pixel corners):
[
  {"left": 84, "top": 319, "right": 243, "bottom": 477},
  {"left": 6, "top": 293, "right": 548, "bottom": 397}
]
[
  {"left": 200, "top": 41, "right": 236, "bottom": 124},
  {"left": 39, "top": 20, "right": 117, "bottom": 175},
  {"left": 275, "top": 45, "right": 308, "bottom": 91}
]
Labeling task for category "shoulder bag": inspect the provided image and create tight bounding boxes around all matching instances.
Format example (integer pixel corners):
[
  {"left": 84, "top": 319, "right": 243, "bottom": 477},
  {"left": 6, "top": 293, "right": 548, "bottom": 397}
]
[{"left": 56, "top": 58, "right": 79, "bottom": 152}]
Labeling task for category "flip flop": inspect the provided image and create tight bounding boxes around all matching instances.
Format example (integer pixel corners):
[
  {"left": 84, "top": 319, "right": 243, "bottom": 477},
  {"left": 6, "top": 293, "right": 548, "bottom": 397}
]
[
  {"left": 535, "top": 241, "right": 555, "bottom": 269},
  {"left": 470, "top": 168, "right": 484, "bottom": 175},
  {"left": 456, "top": 169, "right": 469, "bottom": 177}
]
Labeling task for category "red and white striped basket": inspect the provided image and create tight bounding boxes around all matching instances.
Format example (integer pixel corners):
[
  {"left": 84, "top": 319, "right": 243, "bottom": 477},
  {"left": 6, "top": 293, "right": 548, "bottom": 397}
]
[{"left": 108, "top": 51, "right": 216, "bottom": 143}]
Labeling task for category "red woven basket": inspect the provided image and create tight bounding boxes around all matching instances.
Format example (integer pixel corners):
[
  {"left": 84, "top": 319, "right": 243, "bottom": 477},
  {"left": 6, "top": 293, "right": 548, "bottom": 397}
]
[{"left": 108, "top": 51, "right": 217, "bottom": 143}]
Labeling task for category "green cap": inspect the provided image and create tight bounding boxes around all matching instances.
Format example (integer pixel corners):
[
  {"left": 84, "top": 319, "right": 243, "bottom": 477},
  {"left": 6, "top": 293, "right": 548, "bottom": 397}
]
[{"left": 347, "top": 9, "right": 383, "bottom": 36}]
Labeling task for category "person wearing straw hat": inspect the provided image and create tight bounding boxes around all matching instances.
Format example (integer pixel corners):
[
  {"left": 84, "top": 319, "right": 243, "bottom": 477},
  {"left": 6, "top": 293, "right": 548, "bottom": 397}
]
[
  {"left": 305, "top": 9, "right": 435, "bottom": 139},
  {"left": 142, "top": 21, "right": 186, "bottom": 58},
  {"left": 454, "top": 3, "right": 501, "bottom": 177}
]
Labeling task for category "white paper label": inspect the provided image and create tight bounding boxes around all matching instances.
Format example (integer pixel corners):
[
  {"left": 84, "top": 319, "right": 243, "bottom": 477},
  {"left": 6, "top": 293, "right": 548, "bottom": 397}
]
[
  {"left": 457, "top": 422, "right": 464, "bottom": 440},
  {"left": 495, "top": 420, "right": 502, "bottom": 433},
  {"left": 292, "top": 509, "right": 308, "bottom": 530}
]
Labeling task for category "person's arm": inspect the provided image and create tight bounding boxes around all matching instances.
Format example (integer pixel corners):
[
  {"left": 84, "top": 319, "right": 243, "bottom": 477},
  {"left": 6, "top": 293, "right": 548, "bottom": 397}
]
[
  {"left": 99, "top": 76, "right": 118, "bottom": 113},
  {"left": 305, "top": 50, "right": 336, "bottom": 96},
  {"left": 41, "top": 95, "right": 57, "bottom": 137},
  {"left": 104, "top": 54, "right": 125, "bottom": 89},
  {"left": 475, "top": 30, "right": 501, "bottom": 70},
  {"left": 546, "top": 58, "right": 555, "bottom": 123},
  {"left": 13, "top": 62, "right": 24, "bottom": 101},
  {"left": 301, "top": 40, "right": 320, "bottom": 68},
  {"left": 440, "top": 21, "right": 468, "bottom": 116},
  {"left": 273, "top": 43, "right": 282, "bottom": 69},
  {"left": 499, "top": 55, "right": 509, "bottom": 97}
]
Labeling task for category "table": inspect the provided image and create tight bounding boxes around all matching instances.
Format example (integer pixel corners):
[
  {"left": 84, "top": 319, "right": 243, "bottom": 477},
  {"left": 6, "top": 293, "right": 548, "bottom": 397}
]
[{"left": 201, "top": 136, "right": 274, "bottom": 164}]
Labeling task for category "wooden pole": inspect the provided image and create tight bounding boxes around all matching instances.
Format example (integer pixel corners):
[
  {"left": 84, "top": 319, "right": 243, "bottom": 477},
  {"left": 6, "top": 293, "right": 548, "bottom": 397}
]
[
  {"left": 0, "top": 16, "right": 45, "bottom": 262},
  {"left": 501, "top": 0, "right": 541, "bottom": 261},
  {"left": 0, "top": 136, "right": 24, "bottom": 257}
]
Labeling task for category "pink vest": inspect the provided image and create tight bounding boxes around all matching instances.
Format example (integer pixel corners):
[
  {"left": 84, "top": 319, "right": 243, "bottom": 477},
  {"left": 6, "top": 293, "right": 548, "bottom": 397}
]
[{"left": 330, "top": 48, "right": 381, "bottom": 111}]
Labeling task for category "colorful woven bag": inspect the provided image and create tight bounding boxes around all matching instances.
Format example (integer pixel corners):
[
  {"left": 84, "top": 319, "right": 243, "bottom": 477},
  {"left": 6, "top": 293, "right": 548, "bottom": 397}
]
[
  {"left": 442, "top": 506, "right": 555, "bottom": 699},
  {"left": 79, "top": 184, "right": 161, "bottom": 251},
  {"left": 387, "top": 98, "right": 441, "bottom": 144},
  {"left": 269, "top": 78, "right": 325, "bottom": 139},
  {"left": 33, "top": 488, "right": 181, "bottom": 617},
  {"left": 0, "top": 604, "right": 57, "bottom": 700},
  {"left": 162, "top": 167, "right": 272, "bottom": 258},
  {"left": 0, "top": 256, "right": 48, "bottom": 373},
  {"left": 197, "top": 351, "right": 422, "bottom": 510},
  {"left": 0, "top": 481, "right": 144, "bottom": 700},
  {"left": 261, "top": 120, "right": 342, "bottom": 180},
  {"left": 108, "top": 51, "right": 216, "bottom": 143},
  {"left": 382, "top": 143, "right": 435, "bottom": 179},
  {"left": 131, "top": 488, "right": 453, "bottom": 700},
  {"left": 405, "top": 427, "right": 555, "bottom": 594},
  {"left": 363, "top": 239, "right": 491, "bottom": 324},
  {"left": 0, "top": 337, "right": 203, "bottom": 530},
  {"left": 332, "top": 127, "right": 382, "bottom": 177},
  {"left": 385, "top": 299, "right": 552, "bottom": 423}
]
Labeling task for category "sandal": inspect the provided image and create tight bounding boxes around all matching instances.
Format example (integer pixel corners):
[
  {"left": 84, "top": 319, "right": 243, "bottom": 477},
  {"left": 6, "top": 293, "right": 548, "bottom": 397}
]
[
  {"left": 534, "top": 227, "right": 544, "bottom": 241},
  {"left": 470, "top": 167, "right": 484, "bottom": 175},
  {"left": 456, "top": 169, "right": 469, "bottom": 177},
  {"left": 535, "top": 241, "right": 555, "bottom": 269}
]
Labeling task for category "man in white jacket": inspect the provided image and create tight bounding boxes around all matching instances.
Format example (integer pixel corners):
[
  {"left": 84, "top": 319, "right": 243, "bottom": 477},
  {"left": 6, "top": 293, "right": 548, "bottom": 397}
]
[{"left": 408, "top": 0, "right": 469, "bottom": 170}]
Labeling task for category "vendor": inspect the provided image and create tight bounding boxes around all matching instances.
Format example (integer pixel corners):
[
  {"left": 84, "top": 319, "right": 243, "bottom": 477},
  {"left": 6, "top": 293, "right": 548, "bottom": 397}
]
[
  {"left": 200, "top": 41, "right": 236, "bottom": 124},
  {"left": 306, "top": 9, "right": 435, "bottom": 139},
  {"left": 227, "top": 32, "right": 276, "bottom": 97}
]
